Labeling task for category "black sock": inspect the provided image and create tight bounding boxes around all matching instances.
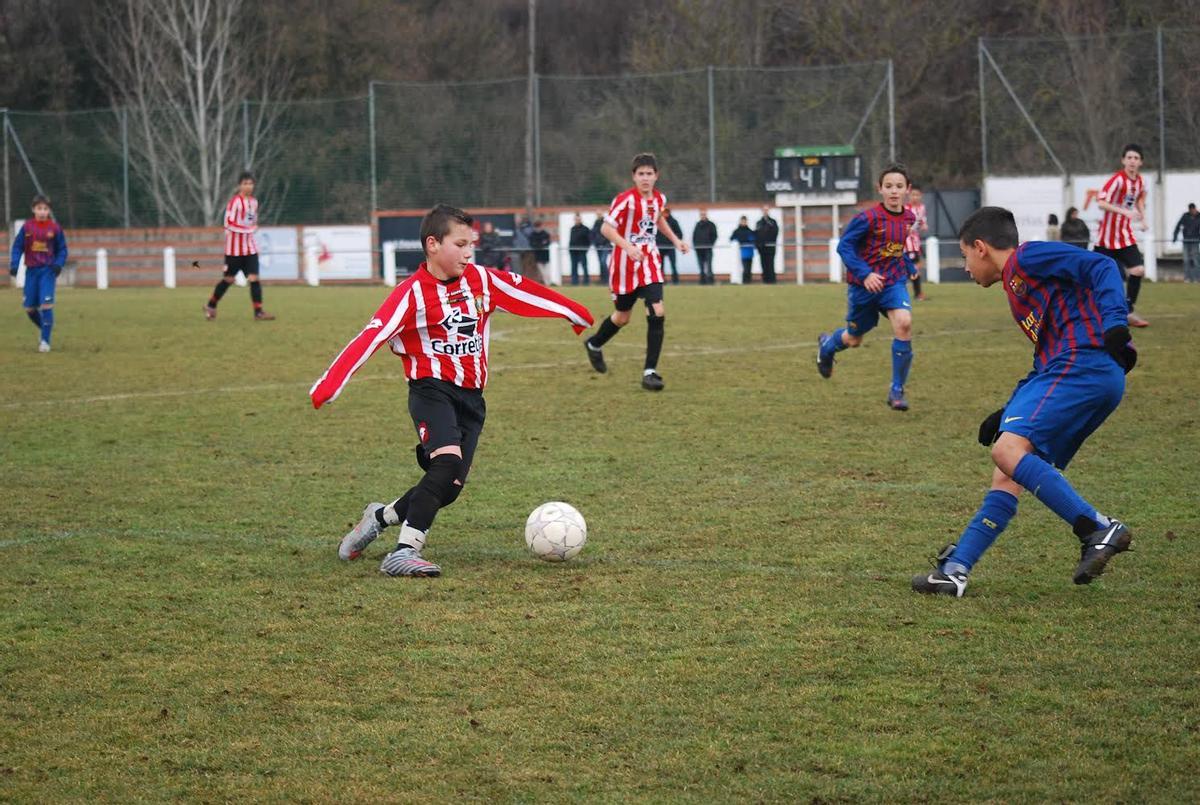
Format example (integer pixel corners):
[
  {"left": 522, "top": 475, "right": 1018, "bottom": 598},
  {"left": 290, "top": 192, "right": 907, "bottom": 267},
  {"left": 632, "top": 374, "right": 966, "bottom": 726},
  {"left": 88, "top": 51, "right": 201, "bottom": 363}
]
[
  {"left": 1126, "top": 274, "right": 1142, "bottom": 309},
  {"left": 250, "top": 280, "right": 263, "bottom": 310},
  {"left": 912, "top": 275, "right": 923, "bottom": 296},
  {"left": 645, "top": 314, "right": 664, "bottom": 371},
  {"left": 588, "top": 316, "right": 622, "bottom": 348},
  {"left": 26, "top": 309, "right": 42, "bottom": 328},
  {"left": 210, "top": 279, "right": 231, "bottom": 306}
]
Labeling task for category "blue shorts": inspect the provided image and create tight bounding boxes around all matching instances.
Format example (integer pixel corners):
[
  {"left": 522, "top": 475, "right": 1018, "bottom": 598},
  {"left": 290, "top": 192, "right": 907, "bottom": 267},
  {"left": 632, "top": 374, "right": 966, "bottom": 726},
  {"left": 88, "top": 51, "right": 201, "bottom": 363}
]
[
  {"left": 999, "top": 349, "right": 1124, "bottom": 470},
  {"left": 22, "top": 266, "right": 58, "bottom": 309},
  {"left": 845, "top": 282, "right": 911, "bottom": 337}
]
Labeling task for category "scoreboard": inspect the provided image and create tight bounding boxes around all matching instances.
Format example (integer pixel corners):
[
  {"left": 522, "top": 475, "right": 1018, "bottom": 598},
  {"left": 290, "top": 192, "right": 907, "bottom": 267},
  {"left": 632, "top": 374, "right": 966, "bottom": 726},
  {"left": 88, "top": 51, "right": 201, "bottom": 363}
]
[{"left": 762, "top": 154, "right": 863, "bottom": 195}]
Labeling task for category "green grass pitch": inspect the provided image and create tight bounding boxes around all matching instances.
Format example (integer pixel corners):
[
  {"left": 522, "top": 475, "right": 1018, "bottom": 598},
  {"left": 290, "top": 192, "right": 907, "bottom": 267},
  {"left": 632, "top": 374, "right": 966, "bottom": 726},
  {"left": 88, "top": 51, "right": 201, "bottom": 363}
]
[{"left": 2, "top": 282, "right": 1198, "bottom": 801}]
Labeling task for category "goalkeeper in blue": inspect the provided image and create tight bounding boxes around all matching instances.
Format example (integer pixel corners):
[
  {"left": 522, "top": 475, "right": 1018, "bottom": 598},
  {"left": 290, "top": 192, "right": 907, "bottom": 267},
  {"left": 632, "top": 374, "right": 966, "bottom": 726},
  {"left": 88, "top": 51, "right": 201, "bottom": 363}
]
[{"left": 912, "top": 206, "right": 1138, "bottom": 597}]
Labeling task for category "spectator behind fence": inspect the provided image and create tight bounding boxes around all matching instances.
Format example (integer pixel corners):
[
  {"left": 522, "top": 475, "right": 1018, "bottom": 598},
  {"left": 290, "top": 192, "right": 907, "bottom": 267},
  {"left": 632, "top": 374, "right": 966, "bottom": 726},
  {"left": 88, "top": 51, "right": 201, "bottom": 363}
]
[
  {"left": 591, "top": 209, "right": 611, "bottom": 283},
  {"left": 731, "top": 216, "right": 756, "bottom": 283},
  {"left": 754, "top": 206, "right": 779, "bottom": 284},
  {"left": 656, "top": 207, "right": 683, "bottom": 284},
  {"left": 1060, "top": 207, "right": 1090, "bottom": 250},
  {"left": 477, "top": 220, "right": 503, "bottom": 268},
  {"left": 515, "top": 217, "right": 536, "bottom": 277},
  {"left": 1047, "top": 213, "right": 1061, "bottom": 241},
  {"left": 568, "top": 212, "right": 591, "bottom": 285},
  {"left": 530, "top": 219, "right": 552, "bottom": 284},
  {"left": 1173, "top": 202, "right": 1200, "bottom": 283},
  {"left": 692, "top": 208, "right": 718, "bottom": 285}
]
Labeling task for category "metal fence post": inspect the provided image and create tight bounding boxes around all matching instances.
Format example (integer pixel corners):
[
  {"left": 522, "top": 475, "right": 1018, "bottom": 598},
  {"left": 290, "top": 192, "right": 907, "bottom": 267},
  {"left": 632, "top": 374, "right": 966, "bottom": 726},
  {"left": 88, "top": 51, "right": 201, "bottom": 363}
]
[
  {"left": 242, "top": 99, "right": 250, "bottom": 170},
  {"left": 2, "top": 108, "right": 9, "bottom": 229},
  {"left": 707, "top": 65, "right": 716, "bottom": 202},
  {"left": 1156, "top": 25, "right": 1166, "bottom": 177},
  {"left": 121, "top": 107, "right": 130, "bottom": 228},
  {"left": 534, "top": 73, "right": 541, "bottom": 207},
  {"left": 979, "top": 39, "right": 988, "bottom": 178},
  {"left": 887, "top": 59, "right": 895, "bottom": 161},
  {"left": 368, "top": 81, "right": 378, "bottom": 215}
]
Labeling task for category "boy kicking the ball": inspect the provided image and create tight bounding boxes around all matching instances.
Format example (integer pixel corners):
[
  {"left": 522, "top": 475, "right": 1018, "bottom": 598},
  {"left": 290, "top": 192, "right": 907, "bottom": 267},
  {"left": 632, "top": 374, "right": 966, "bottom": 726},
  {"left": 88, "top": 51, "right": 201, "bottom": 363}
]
[
  {"left": 583, "top": 153, "right": 688, "bottom": 391},
  {"left": 816, "top": 164, "right": 917, "bottom": 410},
  {"left": 310, "top": 204, "right": 593, "bottom": 577},
  {"left": 911, "top": 207, "right": 1137, "bottom": 597}
]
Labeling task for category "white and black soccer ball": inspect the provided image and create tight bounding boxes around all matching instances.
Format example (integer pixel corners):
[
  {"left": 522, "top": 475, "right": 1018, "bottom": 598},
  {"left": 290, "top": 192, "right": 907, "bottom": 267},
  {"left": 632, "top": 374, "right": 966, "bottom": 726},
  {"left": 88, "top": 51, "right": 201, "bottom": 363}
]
[{"left": 524, "top": 501, "right": 587, "bottom": 562}]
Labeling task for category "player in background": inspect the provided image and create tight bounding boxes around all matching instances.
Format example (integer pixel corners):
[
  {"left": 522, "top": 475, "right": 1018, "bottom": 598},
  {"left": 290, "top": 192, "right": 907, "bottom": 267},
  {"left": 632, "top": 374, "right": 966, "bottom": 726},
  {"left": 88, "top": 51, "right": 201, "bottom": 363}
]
[
  {"left": 816, "top": 164, "right": 917, "bottom": 411},
  {"left": 904, "top": 184, "right": 929, "bottom": 301},
  {"left": 1094, "top": 143, "right": 1150, "bottom": 327},
  {"left": 912, "top": 207, "right": 1136, "bottom": 597},
  {"left": 310, "top": 204, "right": 593, "bottom": 577},
  {"left": 204, "top": 171, "right": 274, "bottom": 321},
  {"left": 583, "top": 153, "right": 689, "bottom": 391},
  {"left": 9, "top": 195, "right": 68, "bottom": 352}
]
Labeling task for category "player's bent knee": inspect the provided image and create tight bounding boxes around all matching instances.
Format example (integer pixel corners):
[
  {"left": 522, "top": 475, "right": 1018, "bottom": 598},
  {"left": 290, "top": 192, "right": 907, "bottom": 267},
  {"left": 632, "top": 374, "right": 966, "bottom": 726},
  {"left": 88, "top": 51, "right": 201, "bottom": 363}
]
[
  {"left": 40, "top": 303, "right": 54, "bottom": 310},
  {"left": 247, "top": 274, "right": 259, "bottom": 281},
  {"left": 1129, "top": 266, "right": 1145, "bottom": 277},
  {"left": 416, "top": 453, "right": 464, "bottom": 508},
  {"left": 845, "top": 335, "right": 863, "bottom": 348},
  {"left": 612, "top": 311, "right": 631, "bottom": 327},
  {"left": 223, "top": 276, "right": 236, "bottom": 284}
]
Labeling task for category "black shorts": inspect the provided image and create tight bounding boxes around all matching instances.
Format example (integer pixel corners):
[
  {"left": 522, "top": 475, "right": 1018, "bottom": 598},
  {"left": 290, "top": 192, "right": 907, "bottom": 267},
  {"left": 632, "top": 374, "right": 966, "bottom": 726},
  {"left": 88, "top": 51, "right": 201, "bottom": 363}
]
[
  {"left": 1093, "top": 245, "right": 1143, "bottom": 278},
  {"left": 408, "top": 377, "right": 486, "bottom": 482},
  {"left": 613, "top": 282, "right": 664, "bottom": 312},
  {"left": 224, "top": 253, "right": 260, "bottom": 277}
]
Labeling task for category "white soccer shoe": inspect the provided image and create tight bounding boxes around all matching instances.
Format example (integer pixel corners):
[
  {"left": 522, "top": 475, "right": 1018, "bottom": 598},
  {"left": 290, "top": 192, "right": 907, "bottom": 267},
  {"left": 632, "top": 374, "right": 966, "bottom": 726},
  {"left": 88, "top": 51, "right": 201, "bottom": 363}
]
[
  {"left": 380, "top": 546, "right": 441, "bottom": 577},
  {"left": 339, "top": 502, "right": 385, "bottom": 560},
  {"left": 38, "top": 340, "right": 51, "bottom": 353}
]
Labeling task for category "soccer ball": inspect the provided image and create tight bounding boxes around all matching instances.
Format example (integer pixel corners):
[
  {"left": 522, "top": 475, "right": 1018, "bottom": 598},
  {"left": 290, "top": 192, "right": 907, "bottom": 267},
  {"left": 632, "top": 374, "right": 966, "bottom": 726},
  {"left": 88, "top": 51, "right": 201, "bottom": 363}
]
[{"left": 524, "top": 502, "right": 587, "bottom": 562}]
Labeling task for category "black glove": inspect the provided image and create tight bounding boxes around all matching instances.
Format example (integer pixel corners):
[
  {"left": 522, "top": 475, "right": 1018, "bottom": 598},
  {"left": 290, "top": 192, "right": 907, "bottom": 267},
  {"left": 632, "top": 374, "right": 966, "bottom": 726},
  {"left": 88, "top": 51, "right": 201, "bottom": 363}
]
[
  {"left": 1103, "top": 326, "right": 1137, "bottom": 374},
  {"left": 8, "top": 267, "right": 16, "bottom": 277},
  {"left": 978, "top": 408, "right": 1004, "bottom": 446}
]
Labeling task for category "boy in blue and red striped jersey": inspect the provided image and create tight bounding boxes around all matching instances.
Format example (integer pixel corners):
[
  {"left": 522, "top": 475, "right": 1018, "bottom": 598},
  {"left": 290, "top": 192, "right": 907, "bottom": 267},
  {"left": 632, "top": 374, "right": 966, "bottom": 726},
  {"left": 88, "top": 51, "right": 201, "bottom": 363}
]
[
  {"left": 816, "top": 164, "right": 918, "bottom": 410},
  {"left": 912, "top": 206, "right": 1137, "bottom": 597},
  {"left": 204, "top": 171, "right": 274, "bottom": 321},
  {"left": 9, "top": 195, "right": 68, "bottom": 352}
]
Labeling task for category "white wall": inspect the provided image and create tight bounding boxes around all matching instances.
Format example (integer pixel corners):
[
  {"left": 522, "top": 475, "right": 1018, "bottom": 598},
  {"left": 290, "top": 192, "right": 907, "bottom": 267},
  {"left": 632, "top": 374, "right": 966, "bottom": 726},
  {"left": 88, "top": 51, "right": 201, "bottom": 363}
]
[{"left": 1163, "top": 172, "right": 1200, "bottom": 255}]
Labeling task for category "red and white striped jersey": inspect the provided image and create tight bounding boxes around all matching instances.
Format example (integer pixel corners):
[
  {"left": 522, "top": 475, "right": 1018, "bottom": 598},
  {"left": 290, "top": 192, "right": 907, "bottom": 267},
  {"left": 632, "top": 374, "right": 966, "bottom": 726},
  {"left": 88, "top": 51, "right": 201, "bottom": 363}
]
[
  {"left": 1096, "top": 170, "right": 1144, "bottom": 250},
  {"left": 310, "top": 263, "right": 593, "bottom": 408},
  {"left": 904, "top": 202, "right": 927, "bottom": 253},
  {"left": 605, "top": 187, "right": 666, "bottom": 295},
  {"left": 224, "top": 193, "right": 258, "bottom": 256}
]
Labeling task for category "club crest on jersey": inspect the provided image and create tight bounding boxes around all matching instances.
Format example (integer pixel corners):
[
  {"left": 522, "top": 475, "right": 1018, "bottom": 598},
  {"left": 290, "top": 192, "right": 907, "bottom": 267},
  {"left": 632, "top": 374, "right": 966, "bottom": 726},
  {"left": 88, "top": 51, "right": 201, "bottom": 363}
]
[
  {"left": 880, "top": 241, "right": 904, "bottom": 258},
  {"left": 1009, "top": 275, "right": 1028, "bottom": 297}
]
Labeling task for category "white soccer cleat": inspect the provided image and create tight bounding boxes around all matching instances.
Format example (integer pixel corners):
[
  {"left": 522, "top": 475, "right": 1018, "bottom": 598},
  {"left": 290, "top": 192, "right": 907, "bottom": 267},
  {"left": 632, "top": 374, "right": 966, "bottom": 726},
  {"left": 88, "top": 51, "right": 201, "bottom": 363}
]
[
  {"left": 38, "top": 340, "right": 51, "bottom": 353},
  {"left": 380, "top": 546, "right": 441, "bottom": 577},
  {"left": 339, "top": 502, "right": 385, "bottom": 560}
]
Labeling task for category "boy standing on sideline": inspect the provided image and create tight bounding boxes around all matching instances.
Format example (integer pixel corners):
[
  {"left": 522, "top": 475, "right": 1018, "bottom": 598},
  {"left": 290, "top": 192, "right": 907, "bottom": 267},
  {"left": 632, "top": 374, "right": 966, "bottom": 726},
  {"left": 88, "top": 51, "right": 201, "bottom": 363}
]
[
  {"left": 904, "top": 185, "right": 929, "bottom": 301},
  {"left": 311, "top": 204, "right": 593, "bottom": 577},
  {"left": 656, "top": 207, "right": 683, "bottom": 284},
  {"left": 816, "top": 164, "right": 917, "bottom": 411},
  {"left": 9, "top": 195, "right": 68, "bottom": 352},
  {"left": 1094, "top": 144, "right": 1150, "bottom": 327},
  {"left": 204, "top": 172, "right": 274, "bottom": 321},
  {"left": 692, "top": 209, "right": 717, "bottom": 285},
  {"left": 754, "top": 206, "right": 779, "bottom": 284},
  {"left": 1172, "top": 202, "right": 1200, "bottom": 283},
  {"left": 583, "top": 153, "right": 688, "bottom": 391},
  {"left": 913, "top": 207, "right": 1136, "bottom": 596},
  {"left": 730, "top": 216, "right": 755, "bottom": 282},
  {"left": 590, "top": 210, "right": 610, "bottom": 284},
  {"left": 568, "top": 212, "right": 591, "bottom": 285}
]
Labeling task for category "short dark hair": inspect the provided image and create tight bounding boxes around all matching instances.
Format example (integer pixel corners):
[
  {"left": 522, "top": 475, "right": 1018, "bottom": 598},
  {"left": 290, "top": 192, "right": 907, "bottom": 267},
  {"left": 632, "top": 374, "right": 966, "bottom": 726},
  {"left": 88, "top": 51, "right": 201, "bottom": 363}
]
[
  {"left": 1066, "top": 206, "right": 1079, "bottom": 218},
  {"left": 420, "top": 203, "right": 474, "bottom": 255},
  {"left": 631, "top": 153, "right": 658, "bottom": 173},
  {"left": 910, "top": 183, "right": 922, "bottom": 191},
  {"left": 238, "top": 171, "right": 255, "bottom": 183},
  {"left": 877, "top": 163, "right": 910, "bottom": 186},
  {"left": 1189, "top": 203, "right": 1197, "bottom": 210},
  {"left": 30, "top": 194, "right": 51, "bottom": 208},
  {"left": 959, "top": 206, "right": 1019, "bottom": 250},
  {"left": 1121, "top": 143, "right": 1143, "bottom": 159}
]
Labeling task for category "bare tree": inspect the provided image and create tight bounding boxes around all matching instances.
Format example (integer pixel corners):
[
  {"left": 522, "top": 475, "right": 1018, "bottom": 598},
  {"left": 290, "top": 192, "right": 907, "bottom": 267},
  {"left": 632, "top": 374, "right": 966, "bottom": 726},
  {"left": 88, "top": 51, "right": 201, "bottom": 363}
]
[{"left": 86, "top": 0, "right": 290, "bottom": 226}]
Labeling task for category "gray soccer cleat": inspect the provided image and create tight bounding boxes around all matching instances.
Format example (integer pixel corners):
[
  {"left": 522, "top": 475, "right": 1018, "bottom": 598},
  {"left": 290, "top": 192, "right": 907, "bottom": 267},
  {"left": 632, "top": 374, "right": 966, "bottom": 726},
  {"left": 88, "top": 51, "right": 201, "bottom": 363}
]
[
  {"left": 380, "top": 546, "right": 441, "bottom": 577},
  {"left": 338, "top": 502, "right": 385, "bottom": 561},
  {"left": 1073, "top": 519, "right": 1132, "bottom": 584}
]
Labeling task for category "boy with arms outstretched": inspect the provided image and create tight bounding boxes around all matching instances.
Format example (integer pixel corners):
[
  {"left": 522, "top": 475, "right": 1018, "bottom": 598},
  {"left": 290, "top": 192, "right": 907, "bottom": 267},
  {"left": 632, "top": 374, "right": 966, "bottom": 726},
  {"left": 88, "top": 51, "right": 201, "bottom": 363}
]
[
  {"left": 204, "top": 171, "right": 274, "bottom": 321},
  {"left": 816, "top": 164, "right": 917, "bottom": 410},
  {"left": 583, "top": 153, "right": 688, "bottom": 391},
  {"left": 912, "top": 207, "right": 1137, "bottom": 597},
  {"left": 310, "top": 204, "right": 593, "bottom": 577},
  {"left": 10, "top": 195, "right": 68, "bottom": 352}
]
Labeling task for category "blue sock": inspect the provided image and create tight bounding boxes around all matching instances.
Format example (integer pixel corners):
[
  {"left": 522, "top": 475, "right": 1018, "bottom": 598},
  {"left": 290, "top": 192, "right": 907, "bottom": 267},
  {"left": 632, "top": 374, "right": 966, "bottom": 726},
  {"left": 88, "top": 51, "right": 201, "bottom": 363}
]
[
  {"left": 944, "top": 490, "right": 1019, "bottom": 574},
  {"left": 821, "top": 328, "right": 849, "bottom": 360},
  {"left": 39, "top": 308, "right": 53, "bottom": 344},
  {"left": 1011, "top": 453, "right": 1101, "bottom": 533},
  {"left": 26, "top": 309, "right": 42, "bottom": 328},
  {"left": 891, "top": 338, "right": 912, "bottom": 392}
]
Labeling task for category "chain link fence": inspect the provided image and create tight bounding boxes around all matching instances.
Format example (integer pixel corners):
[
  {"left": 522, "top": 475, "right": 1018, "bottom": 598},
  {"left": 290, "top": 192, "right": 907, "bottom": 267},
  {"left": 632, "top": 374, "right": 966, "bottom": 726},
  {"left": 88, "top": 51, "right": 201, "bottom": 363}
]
[
  {"left": 3, "top": 62, "right": 893, "bottom": 229},
  {"left": 980, "top": 28, "right": 1200, "bottom": 175}
]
